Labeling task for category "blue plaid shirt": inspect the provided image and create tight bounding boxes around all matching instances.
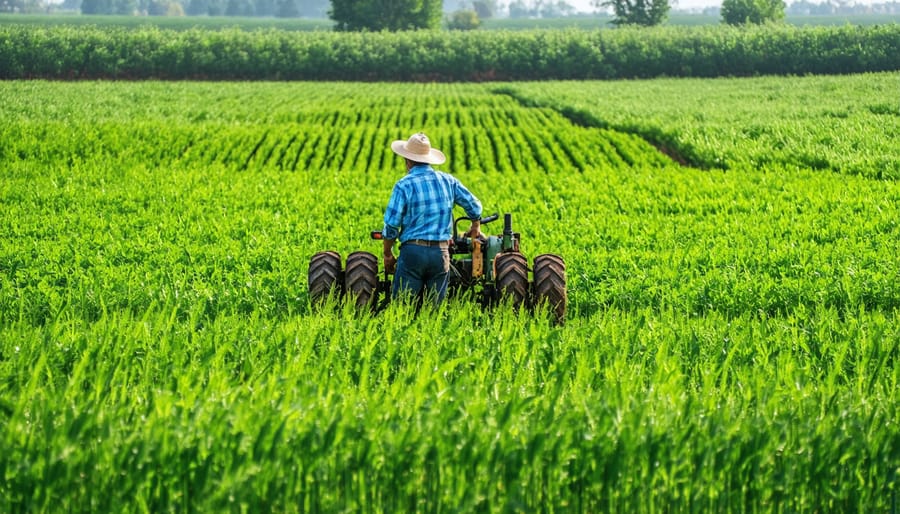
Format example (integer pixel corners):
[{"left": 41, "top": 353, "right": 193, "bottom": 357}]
[{"left": 382, "top": 164, "right": 482, "bottom": 243}]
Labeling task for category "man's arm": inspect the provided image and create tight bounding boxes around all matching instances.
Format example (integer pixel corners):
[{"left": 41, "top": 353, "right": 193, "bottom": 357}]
[
  {"left": 467, "top": 218, "right": 483, "bottom": 239},
  {"left": 383, "top": 183, "right": 404, "bottom": 273},
  {"left": 383, "top": 238, "right": 397, "bottom": 274},
  {"left": 453, "top": 179, "right": 483, "bottom": 239}
]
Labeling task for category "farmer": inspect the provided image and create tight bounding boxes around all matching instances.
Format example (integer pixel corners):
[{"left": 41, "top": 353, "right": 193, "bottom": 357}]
[{"left": 382, "top": 132, "right": 483, "bottom": 306}]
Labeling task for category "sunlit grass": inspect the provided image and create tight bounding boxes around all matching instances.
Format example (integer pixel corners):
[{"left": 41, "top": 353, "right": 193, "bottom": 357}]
[{"left": 1, "top": 78, "right": 898, "bottom": 512}]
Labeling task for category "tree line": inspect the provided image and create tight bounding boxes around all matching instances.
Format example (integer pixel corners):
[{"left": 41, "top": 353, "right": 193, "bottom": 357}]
[
  {"left": 2, "top": 0, "right": 896, "bottom": 28},
  {"left": 2, "top": 23, "right": 897, "bottom": 80},
  {"left": 74, "top": 0, "right": 330, "bottom": 17}
]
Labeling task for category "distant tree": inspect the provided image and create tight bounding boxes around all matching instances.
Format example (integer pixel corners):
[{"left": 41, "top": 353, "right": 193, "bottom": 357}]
[
  {"left": 206, "top": 0, "right": 225, "bottom": 14},
  {"left": 721, "top": 0, "right": 785, "bottom": 24},
  {"left": 598, "top": 0, "right": 669, "bottom": 25},
  {"left": 789, "top": 0, "right": 837, "bottom": 15},
  {"left": 114, "top": 0, "right": 136, "bottom": 14},
  {"left": 507, "top": 0, "right": 532, "bottom": 17},
  {"left": 275, "top": 0, "right": 298, "bottom": 16},
  {"left": 81, "top": 0, "right": 113, "bottom": 13},
  {"left": 185, "top": 0, "right": 207, "bottom": 14},
  {"left": 540, "top": 0, "right": 575, "bottom": 16},
  {"left": 146, "top": 0, "right": 165, "bottom": 12},
  {"left": 147, "top": 0, "right": 184, "bottom": 14},
  {"left": 4, "top": 0, "right": 45, "bottom": 12},
  {"left": 255, "top": 0, "right": 276, "bottom": 15},
  {"left": 447, "top": 8, "right": 480, "bottom": 28},
  {"left": 225, "top": 0, "right": 253, "bottom": 15},
  {"left": 330, "top": 0, "right": 443, "bottom": 30},
  {"left": 472, "top": 0, "right": 496, "bottom": 17}
]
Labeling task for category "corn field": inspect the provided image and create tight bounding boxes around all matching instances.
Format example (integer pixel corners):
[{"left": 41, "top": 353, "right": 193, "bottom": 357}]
[{"left": 1, "top": 77, "right": 898, "bottom": 512}]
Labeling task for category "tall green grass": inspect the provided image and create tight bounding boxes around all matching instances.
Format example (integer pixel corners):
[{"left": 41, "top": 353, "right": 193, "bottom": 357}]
[
  {"left": 2, "top": 304, "right": 897, "bottom": 511},
  {"left": 1, "top": 78, "right": 898, "bottom": 511}
]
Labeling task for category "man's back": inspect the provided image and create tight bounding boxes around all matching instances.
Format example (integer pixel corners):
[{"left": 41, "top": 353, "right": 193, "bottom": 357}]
[{"left": 384, "top": 164, "right": 481, "bottom": 243}]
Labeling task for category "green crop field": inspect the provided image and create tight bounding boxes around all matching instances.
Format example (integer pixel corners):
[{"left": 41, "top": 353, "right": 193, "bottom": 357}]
[{"left": 1, "top": 75, "right": 899, "bottom": 512}]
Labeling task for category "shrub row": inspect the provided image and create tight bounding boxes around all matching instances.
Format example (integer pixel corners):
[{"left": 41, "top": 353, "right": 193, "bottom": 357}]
[{"left": 1, "top": 23, "right": 898, "bottom": 80}]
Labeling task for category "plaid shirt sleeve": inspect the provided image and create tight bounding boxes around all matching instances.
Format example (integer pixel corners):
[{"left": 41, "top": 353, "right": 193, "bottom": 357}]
[
  {"left": 382, "top": 183, "right": 405, "bottom": 240},
  {"left": 453, "top": 178, "right": 482, "bottom": 220}
]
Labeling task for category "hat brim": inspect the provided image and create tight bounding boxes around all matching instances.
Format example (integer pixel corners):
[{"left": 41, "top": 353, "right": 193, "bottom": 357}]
[{"left": 391, "top": 140, "right": 446, "bottom": 165}]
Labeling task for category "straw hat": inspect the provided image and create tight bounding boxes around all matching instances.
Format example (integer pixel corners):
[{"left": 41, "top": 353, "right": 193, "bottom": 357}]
[{"left": 391, "top": 132, "right": 446, "bottom": 165}]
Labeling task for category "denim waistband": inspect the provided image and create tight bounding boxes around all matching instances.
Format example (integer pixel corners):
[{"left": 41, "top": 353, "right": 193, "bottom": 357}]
[{"left": 402, "top": 239, "right": 449, "bottom": 248}]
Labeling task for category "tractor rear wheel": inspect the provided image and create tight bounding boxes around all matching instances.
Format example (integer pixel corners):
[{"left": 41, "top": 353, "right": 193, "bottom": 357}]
[
  {"left": 308, "top": 251, "right": 342, "bottom": 306},
  {"left": 495, "top": 252, "right": 529, "bottom": 309},
  {"left": 344, "top": 251, "right": 379, "bottom": 310},
  {"left": 532, "top": 254, "right": 566, "bottom": 325}
]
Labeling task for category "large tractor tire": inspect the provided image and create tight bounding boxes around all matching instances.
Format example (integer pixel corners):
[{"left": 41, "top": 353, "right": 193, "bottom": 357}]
[
  {"left": 532, "top": 254, "right": 567, "bottom": 325},
  {"left": 495, "top": 252, "right": 529, "bottom": 309},
  {"left": 308, "top": 251, "right": 342, "bottom": 306},
  {"left": 344, "top": 251, "right": 379, "bottom": 310}
]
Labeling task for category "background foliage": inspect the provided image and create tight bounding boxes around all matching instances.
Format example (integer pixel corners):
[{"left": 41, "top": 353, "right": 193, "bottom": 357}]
[
  {"left": 0, "top": 23, "right": 898, "bottom": 80},
  {"left": 601, "top": 0, "right": 670, "bottom": 26},
  {"left": 721, "top": 0, "right": 785, "bottom": 24},
  {"left": 3, "top": 12, "right": 900, "bottom": 29},
  {"left": 330, "top": 0, "right": 443, "bottom": 30}
]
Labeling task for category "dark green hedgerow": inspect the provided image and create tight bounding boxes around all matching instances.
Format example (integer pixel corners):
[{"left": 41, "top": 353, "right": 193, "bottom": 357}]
[{"left": 0, "top": 23, "right": 898, "bottom": 80}]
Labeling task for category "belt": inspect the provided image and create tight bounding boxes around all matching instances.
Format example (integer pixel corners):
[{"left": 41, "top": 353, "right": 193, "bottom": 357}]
[{"left": 403, "top": 239, "right": 449, "bottom": 248}]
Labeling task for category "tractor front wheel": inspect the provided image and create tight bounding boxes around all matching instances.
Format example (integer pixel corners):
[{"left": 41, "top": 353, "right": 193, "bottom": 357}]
[
  {"left": 308, "top": 251, "right": 342, "bottom": 307},
  {"left": 532, "top": 254, "right": 566, "bottom": 325},
  {"left": 345, "top": 251, "right": 379, "bottom": 310},
  {"left": 495, "top": 252, "right": 529, "bottom": 309}
]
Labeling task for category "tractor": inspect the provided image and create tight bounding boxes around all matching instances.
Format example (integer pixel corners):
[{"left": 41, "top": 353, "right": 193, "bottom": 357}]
[{"left": 307, "top": 213, "right": 566, "bottom": 323}]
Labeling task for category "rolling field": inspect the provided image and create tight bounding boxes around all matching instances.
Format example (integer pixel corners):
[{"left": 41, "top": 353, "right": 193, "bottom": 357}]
[{"left": 1, "top": 76, "right": 899, "bottom": 511}]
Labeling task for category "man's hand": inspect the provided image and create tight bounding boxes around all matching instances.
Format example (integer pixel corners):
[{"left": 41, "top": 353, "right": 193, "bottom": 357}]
[
  {"left": 384, "top": 252, "right": 397, "bottom": 274},
  {"left": 383, "top": 237, "right": 397, "bottom": 274},
  {"left": 466, "top": 219, "right": 485, "bottom": 240}
]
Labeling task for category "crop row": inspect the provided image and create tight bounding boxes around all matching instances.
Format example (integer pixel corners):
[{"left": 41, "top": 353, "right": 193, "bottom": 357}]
[
  {"left": 2, "top": 79, "right": 899, "bottom": 512},
  {"left": 7, "top": 128, "right": 900, "bottom": 325},
  {"left": 1, "top": 23, "right": 899, "bottom": 80},
  {"left": 1, "top": 91, "right": 670, "bottom": 176},
  {"left": 499, "top": 72, "right": 900, "bottom": 178},
  {"left": 0, "top": 82, "right": 677, "bottom": 325},
  {"left": 3, "top": 80, "right": 900, "bottom": 322}
]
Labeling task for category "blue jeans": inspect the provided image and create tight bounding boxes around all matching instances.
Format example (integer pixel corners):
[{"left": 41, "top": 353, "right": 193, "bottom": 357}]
[{"left": 392, "top": 244, "right": 450, "bottom": 306}]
